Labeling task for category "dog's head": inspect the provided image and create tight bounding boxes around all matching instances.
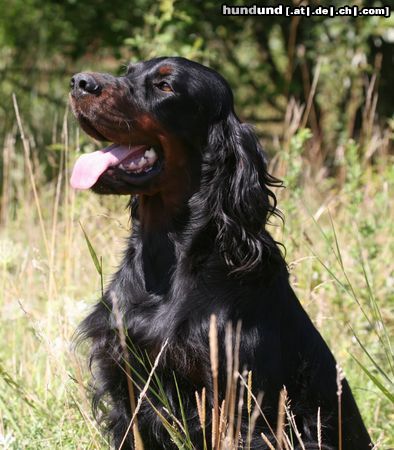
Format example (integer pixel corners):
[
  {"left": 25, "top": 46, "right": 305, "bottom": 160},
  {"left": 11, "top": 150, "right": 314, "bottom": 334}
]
[{"left": 69, "top": 56, "right": 233, "bottom": 196}]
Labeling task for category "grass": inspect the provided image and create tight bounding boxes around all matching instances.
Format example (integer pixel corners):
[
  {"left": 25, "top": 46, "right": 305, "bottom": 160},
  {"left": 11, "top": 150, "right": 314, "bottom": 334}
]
[{"left": 0, "top": 105, "right": 393, "bottom": 448}]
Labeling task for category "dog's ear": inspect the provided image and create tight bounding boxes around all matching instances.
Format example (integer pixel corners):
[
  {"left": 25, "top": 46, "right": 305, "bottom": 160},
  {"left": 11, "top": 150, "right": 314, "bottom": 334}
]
[{"left": 201, "top": 112, "right": 282, "bottom": 275}]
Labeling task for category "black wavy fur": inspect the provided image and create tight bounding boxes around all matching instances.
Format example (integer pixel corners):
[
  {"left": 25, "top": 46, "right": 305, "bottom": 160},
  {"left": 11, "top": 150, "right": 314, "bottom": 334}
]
[{"left": 72, "top": 57, "right": 372, "bottom": 449}]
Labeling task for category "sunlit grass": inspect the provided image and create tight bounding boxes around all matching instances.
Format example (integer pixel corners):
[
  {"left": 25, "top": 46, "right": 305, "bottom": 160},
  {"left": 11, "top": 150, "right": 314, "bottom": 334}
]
[{"left": 0, "top": 108, "right": 392, "bottom": 448}]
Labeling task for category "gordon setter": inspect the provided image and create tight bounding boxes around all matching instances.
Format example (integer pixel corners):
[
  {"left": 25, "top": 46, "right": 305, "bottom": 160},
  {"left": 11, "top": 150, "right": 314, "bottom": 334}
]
[{"left": 70, "top": 57, "right": 372, "bottom": 449}]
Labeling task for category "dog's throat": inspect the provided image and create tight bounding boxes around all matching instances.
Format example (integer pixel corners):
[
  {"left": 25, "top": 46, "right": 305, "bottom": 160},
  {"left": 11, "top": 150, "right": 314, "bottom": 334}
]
[{"left": 142, "top": 232, "right": 176, "bottom": 295}]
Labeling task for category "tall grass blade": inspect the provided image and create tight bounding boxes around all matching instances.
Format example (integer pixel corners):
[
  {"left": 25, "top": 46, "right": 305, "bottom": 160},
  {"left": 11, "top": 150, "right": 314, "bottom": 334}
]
[
  {"left": 79, "top": 221, "right": 104, "bottom": 296},
  {"left": 351, "top": 355, "right": 394, "bottom": 404},
  {"left": 173, "top": 373, "right": 192, "bottom": 447}
]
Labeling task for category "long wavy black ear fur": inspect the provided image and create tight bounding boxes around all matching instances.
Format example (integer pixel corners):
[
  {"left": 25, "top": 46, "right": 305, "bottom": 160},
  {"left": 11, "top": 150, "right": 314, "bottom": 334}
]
[{"left": 200, "top": 112, "right": 283, "bottom": 275}]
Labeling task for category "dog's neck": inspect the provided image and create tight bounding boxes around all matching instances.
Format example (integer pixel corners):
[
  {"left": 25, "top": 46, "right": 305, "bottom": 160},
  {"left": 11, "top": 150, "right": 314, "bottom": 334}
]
[
  {"left": 131, "top": 199, "right": 192, "bottom": 296},
  {"left": 137, "top": 193, "right": 191, "bottom": 231},
  {"left": 141, "top": 228, "right": 176, "bottom": 295},
  {"left": 136, "top": 139, "right": 203, "bottom": 230}
]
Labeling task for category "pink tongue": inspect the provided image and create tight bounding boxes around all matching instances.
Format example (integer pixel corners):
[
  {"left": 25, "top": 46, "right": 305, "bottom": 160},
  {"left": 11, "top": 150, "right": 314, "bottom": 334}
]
[{"left": 70, "top": 144, "right": 145, "bottom": 190}]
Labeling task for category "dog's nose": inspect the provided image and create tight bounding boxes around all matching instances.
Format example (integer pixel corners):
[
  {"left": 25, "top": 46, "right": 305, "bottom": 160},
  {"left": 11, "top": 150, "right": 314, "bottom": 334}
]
[{"left": 70, "top": 73, "right": 102, "bottom": 96}]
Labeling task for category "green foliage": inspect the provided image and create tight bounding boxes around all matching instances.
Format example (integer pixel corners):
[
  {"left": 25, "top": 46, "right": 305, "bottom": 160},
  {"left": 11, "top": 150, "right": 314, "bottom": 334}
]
[
  {"left": 285, "top": 127, "right": 312, "bottom": 191},
  {"left": 0, "top": 0, "right": 392, "bottom": 178},
  {"left": 343, "top": 139, "right": 364, "bottom": 211}
]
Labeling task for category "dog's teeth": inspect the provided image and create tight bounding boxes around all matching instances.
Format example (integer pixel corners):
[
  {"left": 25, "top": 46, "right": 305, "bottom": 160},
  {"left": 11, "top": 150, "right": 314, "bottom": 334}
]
[
  {"left": 118, "top": 147, "right": 158, "bottom": 174},
  {"left": 144, "top": 147, "right": 157, "bottom": 162},
  {"left": 137, "top": 157, "right": 146, "bottom": 168},
  {"left": 144, "top": 148, "right": 158, "bottom": 164},
  {"left": 144, "top": 148, "right": 156, "bottom": 159}
]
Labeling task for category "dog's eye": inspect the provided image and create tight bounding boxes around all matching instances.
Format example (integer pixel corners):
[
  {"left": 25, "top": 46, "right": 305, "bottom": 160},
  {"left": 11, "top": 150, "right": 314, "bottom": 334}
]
[{"left": 155, "top": 81, "right": 173, "bottom": 93}]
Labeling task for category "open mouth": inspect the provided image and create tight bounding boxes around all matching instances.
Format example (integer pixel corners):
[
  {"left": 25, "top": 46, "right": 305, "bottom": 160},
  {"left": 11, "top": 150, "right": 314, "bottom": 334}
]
[
  {"left": 70, "top": 143, "right": 164, "bottom": 190},
  {"left": 118, "top": 146, "right": 160, "bottom": 174}
]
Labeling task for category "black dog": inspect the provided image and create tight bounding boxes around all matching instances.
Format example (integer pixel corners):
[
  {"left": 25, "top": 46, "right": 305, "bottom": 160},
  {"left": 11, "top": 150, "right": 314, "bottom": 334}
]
[{"left": 70, "top": 57, "right": 372, "bottom": 449}]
